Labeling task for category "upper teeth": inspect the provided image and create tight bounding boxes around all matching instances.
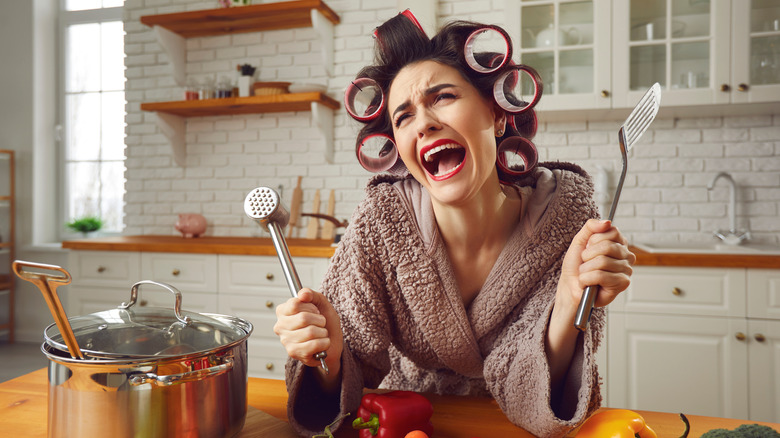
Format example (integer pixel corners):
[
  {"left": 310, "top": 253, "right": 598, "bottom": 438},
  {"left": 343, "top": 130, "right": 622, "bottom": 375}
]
[{"left": 424, "top": 143, "right": 460, "bottom": 162}]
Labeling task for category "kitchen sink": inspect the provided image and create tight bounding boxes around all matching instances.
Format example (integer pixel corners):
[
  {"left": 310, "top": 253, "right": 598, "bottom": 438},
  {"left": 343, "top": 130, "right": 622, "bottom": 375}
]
[{"left": 634, "top": 242, "right": 780, "bottom": 255}]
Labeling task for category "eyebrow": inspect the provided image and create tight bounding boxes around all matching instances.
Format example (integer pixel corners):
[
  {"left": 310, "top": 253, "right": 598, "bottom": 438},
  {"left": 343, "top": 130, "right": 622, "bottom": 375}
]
[{"left": 391, "top": 83, "right": 457, "bottom": 119}]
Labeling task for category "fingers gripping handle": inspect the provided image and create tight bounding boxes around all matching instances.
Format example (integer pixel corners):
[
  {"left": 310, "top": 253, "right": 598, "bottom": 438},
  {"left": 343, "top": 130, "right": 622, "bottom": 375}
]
[{"left": 574, "top": 285, "right": 599, "bottom": 331}]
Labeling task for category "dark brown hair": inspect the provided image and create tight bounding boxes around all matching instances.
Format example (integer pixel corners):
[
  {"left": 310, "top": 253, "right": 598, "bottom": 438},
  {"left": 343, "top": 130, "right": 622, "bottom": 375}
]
[{"left": 352, "top": 14, "right": 542, "bottom": 182}]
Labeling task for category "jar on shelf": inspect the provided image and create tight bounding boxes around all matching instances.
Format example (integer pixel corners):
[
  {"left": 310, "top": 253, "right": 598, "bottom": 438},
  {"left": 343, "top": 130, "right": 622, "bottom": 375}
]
[
  {"left": 199, "top": 77, "right": 216, "bottom": 100},
  {"left": 184, "top": 78, "right": 200, "bottom": 100},
  {"left": 217, "top": 76, "right": 234, "bottom": 98}
]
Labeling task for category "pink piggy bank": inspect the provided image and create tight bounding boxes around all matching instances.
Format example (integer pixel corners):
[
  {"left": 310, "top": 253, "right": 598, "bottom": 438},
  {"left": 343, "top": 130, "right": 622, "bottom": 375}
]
[{"left": 175, "top": 213, "right": 207, "bottom": 238}]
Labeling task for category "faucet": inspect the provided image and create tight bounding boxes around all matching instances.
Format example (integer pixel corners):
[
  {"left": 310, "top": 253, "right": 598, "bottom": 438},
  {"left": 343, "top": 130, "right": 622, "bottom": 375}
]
[{"left": 707, "top": 172, "right": 751, "bottom": 245}]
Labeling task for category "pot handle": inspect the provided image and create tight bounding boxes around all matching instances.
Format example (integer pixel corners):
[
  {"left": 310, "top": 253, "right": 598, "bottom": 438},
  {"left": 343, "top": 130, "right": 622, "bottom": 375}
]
[
  {"left": 128, "top": 357, "right": 235, "bottom": 387},
  {"left": 120, "top": 280, "right": 192, "bottom": 326}
]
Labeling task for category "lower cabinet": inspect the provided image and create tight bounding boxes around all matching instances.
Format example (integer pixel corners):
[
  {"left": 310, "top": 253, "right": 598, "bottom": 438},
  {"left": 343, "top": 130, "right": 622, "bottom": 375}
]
[
  {"left": 607, "top": 266, "right": 780, "bottom": 423},
  {"left": 66, "top": 250, "right": 330, "bottom": 379}
]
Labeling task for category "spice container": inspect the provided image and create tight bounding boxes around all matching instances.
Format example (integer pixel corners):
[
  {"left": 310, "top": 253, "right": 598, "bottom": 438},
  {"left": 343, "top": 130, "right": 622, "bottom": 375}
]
[
  {"left": 185, "top": 78, "right": 200, "bottom": 101},
  {"left": 217, "top": 76, "right": 233, "bottom": 98},
  {"left": 199, "top": 77, "right": 216, "bottom": 100}
]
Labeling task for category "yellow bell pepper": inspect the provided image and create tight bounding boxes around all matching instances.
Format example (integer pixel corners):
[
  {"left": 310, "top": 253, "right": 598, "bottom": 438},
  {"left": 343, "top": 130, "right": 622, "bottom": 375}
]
[{"left": 576, "top": 409, "right": 658, "bottom": 438}]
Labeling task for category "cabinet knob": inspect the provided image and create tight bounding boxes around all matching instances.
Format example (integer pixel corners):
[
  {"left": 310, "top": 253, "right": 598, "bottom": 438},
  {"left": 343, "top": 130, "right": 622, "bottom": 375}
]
[
  {"left": 720, "top": 84, "right": 730, "bottom": 92},
  {"left": 266, "top": 362, "right": 274, "bottom": 371},
  {"left": 672, "top": 287, "right": 683, "bottom": 296},
  {"left": 139, "top": 299, "right": 148, "bottom": 307},
  {"left": 97, "top": 266, "right": 106, "bottom": 273},
  {"left": 172, "top": 268, "right": 181, "bottom": 276},
  {"left": 737, "top": 83, "right": 749, "bottom": 92},
  {"left": 600, "top": 90, "right": 610, "bottom": 98},
  {"left": 266, "top": 273, "right": 274, "bottom": 281},
  {"left": 755, "top": 333, "right": 766, "bottom": 343},
  {"left": 265, "top": 300, "right": 274, "bottom": 309},
  {"left": 735, "top": 332, "right": 746, "bottom": 341}
]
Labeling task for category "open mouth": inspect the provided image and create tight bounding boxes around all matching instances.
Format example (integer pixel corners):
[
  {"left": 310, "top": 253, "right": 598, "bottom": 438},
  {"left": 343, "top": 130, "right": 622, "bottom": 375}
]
[{"left": 421, "top": 143, "right": 466, "bottom": 180}]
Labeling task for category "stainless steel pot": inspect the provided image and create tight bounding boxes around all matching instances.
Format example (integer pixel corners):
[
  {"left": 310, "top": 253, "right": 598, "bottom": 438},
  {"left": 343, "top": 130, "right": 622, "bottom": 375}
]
[{"left": 13, "top": 261, "right": 254, "bottom": 438}]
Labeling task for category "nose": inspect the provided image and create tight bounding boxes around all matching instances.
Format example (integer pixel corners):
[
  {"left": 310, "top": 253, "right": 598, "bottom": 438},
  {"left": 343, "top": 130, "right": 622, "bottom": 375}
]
[{"left": 415, "top": 108, "right": 441, "bottom": 139}]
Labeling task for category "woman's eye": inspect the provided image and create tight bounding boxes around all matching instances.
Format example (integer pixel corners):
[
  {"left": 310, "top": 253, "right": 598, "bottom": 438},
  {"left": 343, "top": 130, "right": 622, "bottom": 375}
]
[
  {"left": 435, "top": 93, "right": 456, "bottom": 103},
  {"left": 394, "top": 113, "right": 410, "bottom": 128}
]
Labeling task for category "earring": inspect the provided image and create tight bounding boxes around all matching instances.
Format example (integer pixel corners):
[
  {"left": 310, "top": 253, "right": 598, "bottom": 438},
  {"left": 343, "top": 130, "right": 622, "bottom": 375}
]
[{"left": 496, "top": 128, "right": 504, "bottom": 137}]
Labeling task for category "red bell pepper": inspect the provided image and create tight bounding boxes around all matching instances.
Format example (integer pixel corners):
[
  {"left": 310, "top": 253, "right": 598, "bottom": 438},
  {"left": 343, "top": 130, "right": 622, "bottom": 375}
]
[{"left": 352, "top": 391, "right": 434, "bottom": 438}]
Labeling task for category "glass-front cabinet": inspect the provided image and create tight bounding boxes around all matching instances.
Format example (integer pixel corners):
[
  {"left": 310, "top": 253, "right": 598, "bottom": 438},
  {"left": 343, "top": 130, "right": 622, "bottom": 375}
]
[
  {"left": 510, "top": 0, "right": 780, "bottom": 114},
  {"left": 510, "top": 0, "right": 612, "bottom": 111}
]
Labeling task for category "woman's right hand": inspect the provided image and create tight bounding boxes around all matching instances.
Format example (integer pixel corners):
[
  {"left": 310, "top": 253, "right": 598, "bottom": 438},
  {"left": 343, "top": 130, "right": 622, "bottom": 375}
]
[{"left": 274, "top": 288, "right": 344, "bottom": 381}]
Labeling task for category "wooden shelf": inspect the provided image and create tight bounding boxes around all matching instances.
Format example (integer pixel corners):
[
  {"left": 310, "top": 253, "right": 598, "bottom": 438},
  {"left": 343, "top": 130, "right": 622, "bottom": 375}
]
[
  {"left": 140, "top": 0, "right": 339, "bottom": 38},
  {"left": 141, "top": 92, "right": 339, "bottom": 117},
  {"left": 139, "top": 1, "right": 340, "bottom": 166},
  {"left": 0, "top": 149, "right": 14, "bottom": 342}
]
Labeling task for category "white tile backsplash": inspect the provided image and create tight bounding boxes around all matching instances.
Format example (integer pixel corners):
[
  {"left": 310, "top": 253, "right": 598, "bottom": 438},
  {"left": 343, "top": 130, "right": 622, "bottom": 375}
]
[{"left": 123, "top": 0, "right": 780, "bottom": 244}]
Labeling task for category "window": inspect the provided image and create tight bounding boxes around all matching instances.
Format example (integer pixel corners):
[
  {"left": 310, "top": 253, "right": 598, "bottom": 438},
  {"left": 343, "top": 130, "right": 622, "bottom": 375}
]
[{"left": 61, "top": 1, "right": 125, "bottom": 234}]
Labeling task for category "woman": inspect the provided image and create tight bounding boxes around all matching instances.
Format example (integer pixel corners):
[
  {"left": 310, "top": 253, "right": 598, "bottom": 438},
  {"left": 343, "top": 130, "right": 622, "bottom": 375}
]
[{"left": 274, "top": 11, "right": 635, "bottom": 437}]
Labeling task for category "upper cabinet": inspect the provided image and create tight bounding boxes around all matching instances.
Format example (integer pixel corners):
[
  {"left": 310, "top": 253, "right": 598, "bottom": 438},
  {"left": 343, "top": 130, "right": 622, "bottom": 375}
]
[
  {"left": 139, "top": 0, "right": 341, "bottom": 166},
  {"left": 508, "top": 0, "right": 780, "bottom": 120}
]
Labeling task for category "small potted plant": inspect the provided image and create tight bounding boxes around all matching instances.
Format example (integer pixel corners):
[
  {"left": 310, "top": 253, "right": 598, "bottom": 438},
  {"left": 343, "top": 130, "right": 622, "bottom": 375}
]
[{"left": 66, "top": 216, "right": 104, "bottom": 237}]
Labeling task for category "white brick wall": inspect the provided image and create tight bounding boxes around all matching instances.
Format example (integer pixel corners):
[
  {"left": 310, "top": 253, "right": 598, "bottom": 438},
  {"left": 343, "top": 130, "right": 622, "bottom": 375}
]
[{"left": 124, "top": 0, "right": 780, "bottom": 245}]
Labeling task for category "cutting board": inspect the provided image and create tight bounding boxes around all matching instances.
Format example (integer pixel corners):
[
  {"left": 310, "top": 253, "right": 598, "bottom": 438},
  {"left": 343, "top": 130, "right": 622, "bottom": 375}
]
[
  {"left": 287, "top": 176, "right": 303, "bottom": 238},
  {"left": 306, "top": 189, "right": 321, "bottom": 239},
  {"left": 321, "top": 189, "right": 336, "bottom": 241},
  {"left": 236, "top": 407, "right": 298, "bottom": 437}
]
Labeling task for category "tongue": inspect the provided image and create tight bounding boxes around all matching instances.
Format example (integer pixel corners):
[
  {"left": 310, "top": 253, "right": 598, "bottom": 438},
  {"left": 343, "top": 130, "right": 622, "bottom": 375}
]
[{"left": 436, "top": 149, "right": 463, "bottom": 175}]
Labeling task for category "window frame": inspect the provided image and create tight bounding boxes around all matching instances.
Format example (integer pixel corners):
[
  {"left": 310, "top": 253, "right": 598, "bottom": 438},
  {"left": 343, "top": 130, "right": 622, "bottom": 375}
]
[{"left": 58, "top": 2, "right": 125, "bottom": 238}]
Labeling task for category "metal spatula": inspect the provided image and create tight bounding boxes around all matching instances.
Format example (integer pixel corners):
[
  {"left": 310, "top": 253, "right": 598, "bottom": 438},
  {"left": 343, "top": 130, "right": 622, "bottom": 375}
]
[{"left": 574, "top": 83, "right": 661, "bottom": 332}]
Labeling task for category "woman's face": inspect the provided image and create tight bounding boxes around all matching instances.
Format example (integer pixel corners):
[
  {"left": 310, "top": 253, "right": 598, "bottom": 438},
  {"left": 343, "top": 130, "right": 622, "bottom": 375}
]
[{"left": 388, "top": 60, "right": 503, "bottom": 206}]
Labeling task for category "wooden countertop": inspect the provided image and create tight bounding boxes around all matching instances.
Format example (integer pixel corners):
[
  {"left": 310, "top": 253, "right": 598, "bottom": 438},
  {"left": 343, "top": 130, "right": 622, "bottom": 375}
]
[
  {"left": 62, "top": 236, "right": 780, "bottom": 269},
  {"left": 2, "top": 368, "right": 779, "bottom": 437},
  {"left": 62, "top": 235, "right": 336, "bottom": 258}
]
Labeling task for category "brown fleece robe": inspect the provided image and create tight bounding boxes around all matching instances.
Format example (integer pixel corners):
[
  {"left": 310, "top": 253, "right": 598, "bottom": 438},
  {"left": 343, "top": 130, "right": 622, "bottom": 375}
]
[{"left": 285, "top": 162, "right": 605, "bottom": 438}]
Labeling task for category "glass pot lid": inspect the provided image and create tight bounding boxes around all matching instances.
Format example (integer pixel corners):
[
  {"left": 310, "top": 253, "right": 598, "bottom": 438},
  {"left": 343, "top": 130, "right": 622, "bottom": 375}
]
[{"left": 44, "top": 281, "right": 248, "bottom": 358}]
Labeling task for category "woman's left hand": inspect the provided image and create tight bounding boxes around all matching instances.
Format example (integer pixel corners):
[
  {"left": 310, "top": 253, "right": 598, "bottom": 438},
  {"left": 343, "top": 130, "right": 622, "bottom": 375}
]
[{"left": 559, "top": 219, "right": 636, "bottom": 310}]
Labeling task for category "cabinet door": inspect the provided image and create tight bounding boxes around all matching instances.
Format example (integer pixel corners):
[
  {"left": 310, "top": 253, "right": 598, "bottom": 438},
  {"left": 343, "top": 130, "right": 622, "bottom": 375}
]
[
  {"left": 747, "top": 269, "right": 780, "bottom": 320},
  {"left": 218, "top": 254, "right": 329, "bottom": 296},
  {"left": 141, "top": 252, "right": 218, "bottom": 293},
  {"left": 608, "top": 312, "right": 749, "bottom": 419},
  {"left": 612, "top": 0, "right": 731, "bottom": 108},
  {"left": 729, "top": 0, "right": 780, "bottom": 104},
  {"left": 610, "top": 266, "right": 746, "bottom": 317},
  {"left": 68, "top": 251, "right": 141, "bottom": 288},
  {"left": 748, "top": 319, "right": 780, "bottom": 423},
  {"left": 219, "top": 293, "right": 288, "bottom": 379},
  {"left": 67, "top": 285, "right": 217, "bottom": 316},
  {"left": 509, "top": 0, "right": 612, "bottom": 111}
]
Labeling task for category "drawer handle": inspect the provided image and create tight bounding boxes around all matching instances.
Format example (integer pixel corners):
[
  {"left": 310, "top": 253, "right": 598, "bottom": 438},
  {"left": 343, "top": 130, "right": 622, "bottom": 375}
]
[
  {"left": 736, "top": 332, "right": 746, "bottom": 341},
  {"left": 755, "top": 334, "right": 766, "bottom": 343},
  {"left": 266, "top": 273, "right": 274, "bottom": 281},
  {"left": 172, "top": 269, "right": 181, "bottom": 276},
  {"left": 97, "top": 266, "right": 106, "bottom": 273},
  {"left": 266, "top": 362, "right": 274, "bottom": 371},
  {"left": 265, "top": 300, "right": 274, "bottom": 309},
  {"left": 672, "top": 287, "right": 683, "bottom": 296}
]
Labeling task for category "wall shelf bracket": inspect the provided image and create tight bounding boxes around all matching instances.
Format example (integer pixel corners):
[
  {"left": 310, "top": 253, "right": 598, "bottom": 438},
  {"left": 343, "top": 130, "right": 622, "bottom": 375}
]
[
  {"left": 311, "top": 8, "right": 334, "bottom": 77},
  {"left": 153, "top": 25, "right": 186, "bottom": 87},
  {"left": 155, "top": 113, "right": 186, "bottom": 166},
  {"left": 311, "top": 101, "right": 334, "bottom": 163}
]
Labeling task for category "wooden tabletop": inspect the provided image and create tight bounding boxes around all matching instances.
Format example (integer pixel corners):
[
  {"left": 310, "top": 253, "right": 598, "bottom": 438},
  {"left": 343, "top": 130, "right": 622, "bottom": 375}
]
[{"left": 3, "top": 368, "right": 779, "bottom": 437}]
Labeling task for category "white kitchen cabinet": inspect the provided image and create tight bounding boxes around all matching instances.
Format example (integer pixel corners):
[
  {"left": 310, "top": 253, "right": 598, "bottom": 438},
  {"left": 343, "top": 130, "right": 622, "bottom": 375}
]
[
  {"left": 66, "top": 249, "right": 330, "bottom": 379},
  {"left": 607, "top": 266, "right": 780, "bottom": 422},
  {"left": 217, "top": 254, "right": 329, "bottom": 378},
  {"left": 508, "top": 0, "right": 780, "bottom": 117}
]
